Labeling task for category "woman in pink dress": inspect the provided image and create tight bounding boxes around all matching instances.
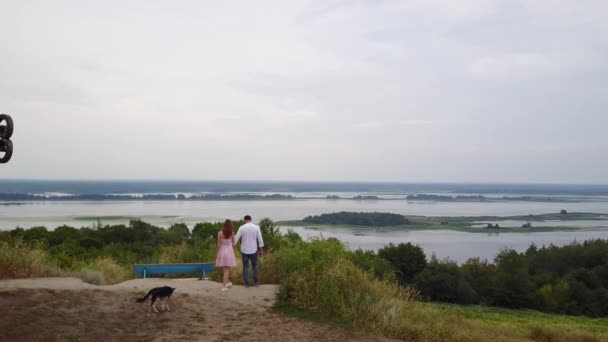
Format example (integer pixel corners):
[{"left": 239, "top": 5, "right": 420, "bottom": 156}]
[{"left": 215, "top": 219, "right": 237, "bottom": 291}]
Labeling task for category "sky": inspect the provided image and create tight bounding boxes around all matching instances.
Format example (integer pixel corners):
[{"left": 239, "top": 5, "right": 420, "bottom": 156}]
[{"left": 1, "top": 0, "right": 607, "bottom": 183}]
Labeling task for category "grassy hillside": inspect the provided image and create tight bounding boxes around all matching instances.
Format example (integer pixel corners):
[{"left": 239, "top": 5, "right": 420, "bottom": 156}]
[{"left": 2, "top": 219, "right": 608, "bottom": 341}]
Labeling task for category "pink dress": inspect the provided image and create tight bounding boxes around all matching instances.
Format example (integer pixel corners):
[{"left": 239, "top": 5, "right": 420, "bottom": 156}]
[{"left": 215, "top": 235, "right": 237, "bottom": 267}]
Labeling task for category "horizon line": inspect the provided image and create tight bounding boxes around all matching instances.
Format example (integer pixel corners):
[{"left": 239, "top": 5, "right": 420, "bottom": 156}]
[{"left": 1, "top": 178, "right": 608, "bottom": 186}]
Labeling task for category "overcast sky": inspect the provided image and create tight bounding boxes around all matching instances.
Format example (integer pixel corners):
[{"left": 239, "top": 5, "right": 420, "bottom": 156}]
[{"left": 1, "top": 1, "right": 607, "bottom": 183}]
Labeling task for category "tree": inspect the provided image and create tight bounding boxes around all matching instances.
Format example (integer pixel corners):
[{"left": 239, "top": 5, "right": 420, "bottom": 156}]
[
  {"left": 493, "top": 249, "right": 532, "bottom": 308},
  {"left": 414, "top": 257, "right": 478, "bottom": 304},
  {"left": 259, "top": 218, "right": 282, "bottom": 251},
  {"left": 348, "top": 249, "right": 395, "bottom": 280},
  {"left": 462, "top": 257, "right": 497, "bottom": 304},
  {"left": 48, "top": 225, "right": 80, "bottom": 247},
  {"left": 192, "top": 222, "right": 220, "bottom": 240},
  {"left": 303, "top": 212, "right": 409, "bottom": 226},
  {"left": 23, "top": 226, "right": 49, "bottom": 242},
  {"left": 378, "top": 242, "right": 426, "bottom": 284},
  {"left": 168, "top": 223, "right": 191, "bottom": 243}
]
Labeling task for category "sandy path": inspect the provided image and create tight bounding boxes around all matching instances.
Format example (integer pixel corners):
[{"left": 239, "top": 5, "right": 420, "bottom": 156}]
[
  {"left": 0, "top": 278, "right": 394, "bottom": 342},
  {"left": 0, "top": 277, "right": 277, "bottom": 310}
]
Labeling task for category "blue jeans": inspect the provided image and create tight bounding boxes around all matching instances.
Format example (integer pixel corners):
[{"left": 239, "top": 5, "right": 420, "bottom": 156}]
[{"left": 241, "top": 252, "right": 258, "bottom": 286}]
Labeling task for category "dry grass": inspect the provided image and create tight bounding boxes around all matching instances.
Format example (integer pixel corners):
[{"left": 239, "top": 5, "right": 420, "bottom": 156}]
[
  {"left": 278, "top": 258, "right": 603, "bottom": 342},
  {"left": 0, "top": 241, "right": 57, "bottom": 279},
  {"left": 528, "top": 325, "right": 600, "bottom": 342},
  {"left": 78, "top": 257, "right": 131, "bottom": 285},
  {"left": 208, "top": 253, "right": 282, "bottom": 285}
]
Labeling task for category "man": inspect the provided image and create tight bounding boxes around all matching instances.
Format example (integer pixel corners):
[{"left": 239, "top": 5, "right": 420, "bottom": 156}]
[{"left": 234, "top": 215, "right": 264, "bottom": 287}]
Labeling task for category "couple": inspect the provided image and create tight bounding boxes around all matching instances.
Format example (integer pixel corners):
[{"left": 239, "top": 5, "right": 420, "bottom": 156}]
[{"left": 215, "top": 215, "right": 264, "bottom": 291}]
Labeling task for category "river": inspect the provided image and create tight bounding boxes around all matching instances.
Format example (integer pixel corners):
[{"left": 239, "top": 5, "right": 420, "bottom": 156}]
[{"left": 2, "top": 198, "right": 608, "bottom": 262}]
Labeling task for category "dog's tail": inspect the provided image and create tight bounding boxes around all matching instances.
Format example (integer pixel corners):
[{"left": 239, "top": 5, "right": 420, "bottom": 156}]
[{"left": 136, "top": 289, "right": 154, "bottom": 303}]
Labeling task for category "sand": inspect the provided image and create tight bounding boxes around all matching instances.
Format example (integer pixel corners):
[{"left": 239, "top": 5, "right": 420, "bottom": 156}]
[
  {"left": 0, "top": 277, "right": 277, "bottom": 310},
  {"left": 0, "top": 277, "right": 394, "bottom": 342}
]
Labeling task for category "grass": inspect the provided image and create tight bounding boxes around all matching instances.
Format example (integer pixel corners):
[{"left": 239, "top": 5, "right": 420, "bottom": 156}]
[
  {"left": 0, "top": 241, "right": 131, "bottom": 285},
  {"left": 431, "top": 303, "right": 608, "bottom": 339},
  {"left": 0, "top": 241, "right": 58, "bottom": 278},
  {"left": 78, "top": 257, "right": 131, "bottom": 285},
  {"left": 278, "top": 291, "right": 607, "bottom": 341},
  {"left": 273, "top": 302, "right": 354, "bottom": 328}
]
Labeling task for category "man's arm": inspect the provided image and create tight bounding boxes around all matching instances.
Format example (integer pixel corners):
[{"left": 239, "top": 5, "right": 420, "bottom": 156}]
[{"left": 234, "top": 228, "right": 242, "bottom": 245}]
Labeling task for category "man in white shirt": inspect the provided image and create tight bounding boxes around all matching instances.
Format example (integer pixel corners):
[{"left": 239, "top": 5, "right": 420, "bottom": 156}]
[{"left": 234, "top": 215, "right": 264, "bottom": 287}]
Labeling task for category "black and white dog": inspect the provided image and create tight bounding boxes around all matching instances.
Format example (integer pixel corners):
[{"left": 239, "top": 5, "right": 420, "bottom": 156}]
[{"left": 136, "top": 286, "right": 176, "bottom": 316}]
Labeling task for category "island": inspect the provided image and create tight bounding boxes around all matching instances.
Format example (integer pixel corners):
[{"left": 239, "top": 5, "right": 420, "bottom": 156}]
[{"left": 280, "top": 211, "right": 608, "bottom": 232}]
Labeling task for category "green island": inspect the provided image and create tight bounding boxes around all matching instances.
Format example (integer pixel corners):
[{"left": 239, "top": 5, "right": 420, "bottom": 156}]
[
  {"left": 279, "top": 211, "right": 608, "bottom": 232},
  {"left": 2, "top": 217, "right": 608, "bottom": 340}
]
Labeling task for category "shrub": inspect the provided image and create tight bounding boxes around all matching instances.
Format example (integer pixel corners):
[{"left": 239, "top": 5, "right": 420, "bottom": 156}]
[
  {"left": 348, "top": 248, "right": 395, "bottom": 281},
  {"left": 259, "top": 217, "right": 282, "bottom": 251},
  {"left": 0, "top": 240, "right": 56, "bottom": 279},
  {"left": 79, "top": 269, "right": 106, "bottom": 285},
  {"left": 378, "top": 242, "right": 426, "bottom": 284},
  {"left": 79, "top": 257, "right": 130, "bottom": 285},
  {"left": 414, "top": 257, "right": 479, "bottom": 304}
]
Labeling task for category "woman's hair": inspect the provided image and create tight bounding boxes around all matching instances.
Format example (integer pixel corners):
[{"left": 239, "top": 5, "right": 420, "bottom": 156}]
[{"left": 222, "top": 219, "right": 234, "bottom": 238}]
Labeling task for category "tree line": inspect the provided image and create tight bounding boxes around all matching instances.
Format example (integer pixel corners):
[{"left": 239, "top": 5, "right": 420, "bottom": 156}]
[{"left": 352, "top": 240, "right": 608, "bottom": 317}]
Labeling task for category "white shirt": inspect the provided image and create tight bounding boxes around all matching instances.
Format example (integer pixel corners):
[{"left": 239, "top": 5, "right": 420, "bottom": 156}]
[{"left": 234, "top": 222, "right": 264, "bottom": 254}]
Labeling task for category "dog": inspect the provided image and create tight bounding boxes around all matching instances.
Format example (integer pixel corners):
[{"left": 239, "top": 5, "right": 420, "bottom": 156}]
[{"left": 136, "top": 286, "right": 176, "bottom": 316}]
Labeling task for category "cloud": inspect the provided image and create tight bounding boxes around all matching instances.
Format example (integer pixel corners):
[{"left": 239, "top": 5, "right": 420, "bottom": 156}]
[
  {"left": 259, "top": 109, "right": 322, "bottom": 127},
  {"left": 399, "top": 119, "right": 471, "bottom": 126},
  {"left": 352, "top": 122, "right": 383, "bottom": 129},
  {"left": 469, "top": 53, "right": 558, "bottom": 80},
  {"left": 0, "top": 1, "right": 607, "bottom": 182}
]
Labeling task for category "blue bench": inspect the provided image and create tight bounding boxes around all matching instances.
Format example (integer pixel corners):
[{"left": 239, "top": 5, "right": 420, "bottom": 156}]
[{"left": 133, "top": 263, "right": 214, "bottom": 279}]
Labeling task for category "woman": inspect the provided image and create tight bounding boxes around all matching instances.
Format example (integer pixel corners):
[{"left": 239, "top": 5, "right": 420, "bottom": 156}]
[{"left": 215, "top": 219, "right": 237, "bottom": 291}]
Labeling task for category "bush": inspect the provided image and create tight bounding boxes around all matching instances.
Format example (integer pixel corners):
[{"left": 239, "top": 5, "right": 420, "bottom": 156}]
[
  {"left": 279, "top": 257, "right": 420, "bottom": 322},
  {"left": 348, "top": 249, "right": 395, "bottom": 281},
  {"left": 378, "top": 242, "right": 426, "bottom": 284},
  {"left": 259, "top": 218, "right": 282, "bottom": 251},
  {"left": 79, "top": 269, "right": 106, "bottom": 285},
  {"left": 0, "top": 240, "right": 57, "bottom": 279},
  {"left": 79, "top": 257, "right": 130, "bottom": 285}
]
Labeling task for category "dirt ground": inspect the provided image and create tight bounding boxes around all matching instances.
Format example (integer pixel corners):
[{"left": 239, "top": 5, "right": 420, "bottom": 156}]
[{"left": 0, "top": 278, "right": 392, "bottom": 342}]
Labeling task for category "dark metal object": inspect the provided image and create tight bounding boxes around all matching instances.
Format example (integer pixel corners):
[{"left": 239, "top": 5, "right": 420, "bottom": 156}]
[{"left": 0, "top": 114, "right": 14, "bottom": 163}]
